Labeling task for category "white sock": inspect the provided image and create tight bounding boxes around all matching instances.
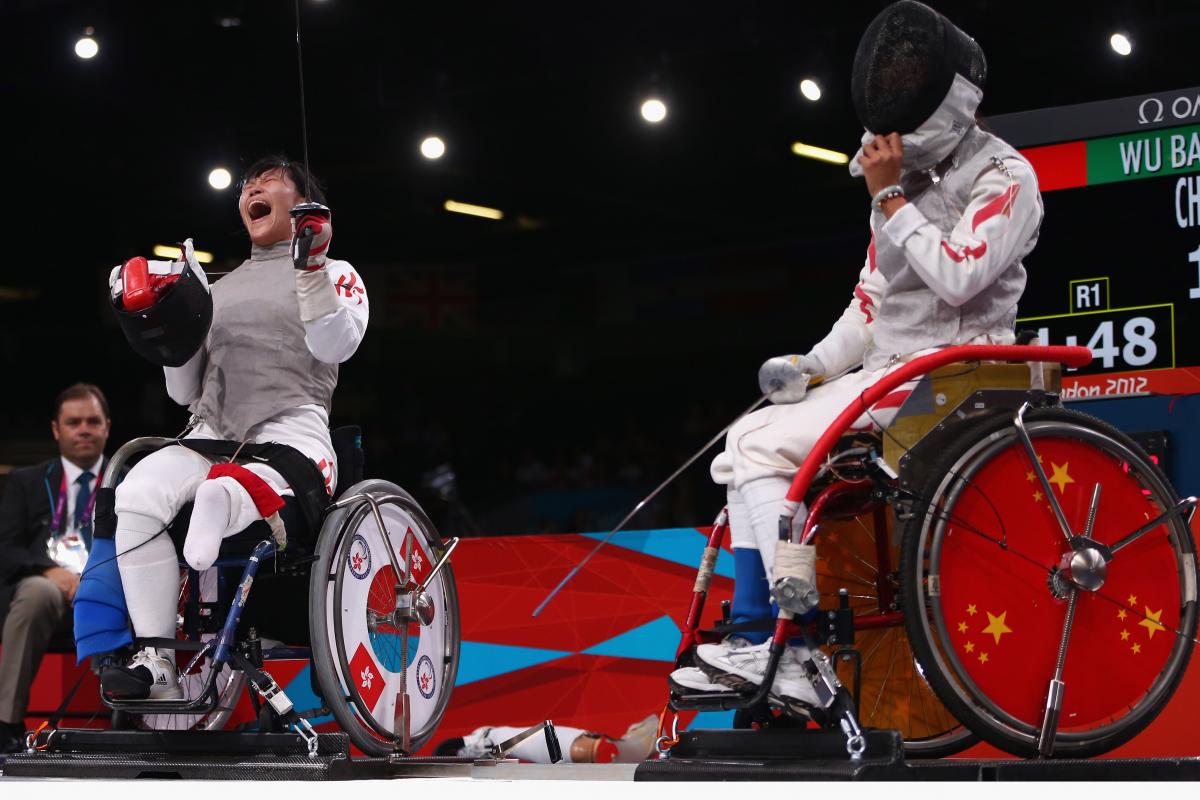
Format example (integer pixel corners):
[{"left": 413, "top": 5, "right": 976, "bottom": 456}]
[
  {"left": 115, "top": 511, "right": 179, "bottom": 640},
  {"left": 739, "top": 476, "right": 806, "bottom": 582}
]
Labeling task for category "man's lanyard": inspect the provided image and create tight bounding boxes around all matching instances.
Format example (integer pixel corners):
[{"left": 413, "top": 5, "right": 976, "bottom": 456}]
[{"left": 44, "top": 463, "right": 103, "bottom": 536}]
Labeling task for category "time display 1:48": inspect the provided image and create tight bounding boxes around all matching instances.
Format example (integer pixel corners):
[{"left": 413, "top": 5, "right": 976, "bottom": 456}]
[{"left": 1024, "top": 305, "right": 1173, "bottom": 374}]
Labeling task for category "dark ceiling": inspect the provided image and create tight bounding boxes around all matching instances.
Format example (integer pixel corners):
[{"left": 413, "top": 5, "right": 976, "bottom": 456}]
[{"left": 8, "top": 0, "right": 1197, "bottom": 268}]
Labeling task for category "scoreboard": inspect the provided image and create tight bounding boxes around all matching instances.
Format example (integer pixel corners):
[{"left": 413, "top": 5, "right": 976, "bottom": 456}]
[{"left": 987, "top": 86, "right": 1200, "bottom": 398}]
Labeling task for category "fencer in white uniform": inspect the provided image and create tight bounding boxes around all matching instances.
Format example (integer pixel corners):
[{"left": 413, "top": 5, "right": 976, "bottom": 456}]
[
  {"left": 102, "top": 157, "right": 369, "bottom": 698},
  {"left": 672, "top": 1, "right": 1044, "bottom": 707}
]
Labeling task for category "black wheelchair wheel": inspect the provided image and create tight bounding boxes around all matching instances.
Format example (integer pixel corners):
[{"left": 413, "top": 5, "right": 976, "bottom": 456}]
[
  {"left": 308, "top": 480, "right": 460, "bottom": 756},
  {"left": 900, "top": 407, "right": 1197, "bottom": 757}
]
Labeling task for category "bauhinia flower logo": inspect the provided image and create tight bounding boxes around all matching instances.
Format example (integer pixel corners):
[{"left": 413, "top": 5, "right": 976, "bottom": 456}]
[{"left": 360, "top": 665, "right": 374, "bottom": 691}]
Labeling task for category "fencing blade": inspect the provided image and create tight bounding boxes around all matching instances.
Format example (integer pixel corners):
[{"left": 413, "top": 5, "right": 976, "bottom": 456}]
[{"left": 532, "top": 392, "right": 769, "bottom": 617}]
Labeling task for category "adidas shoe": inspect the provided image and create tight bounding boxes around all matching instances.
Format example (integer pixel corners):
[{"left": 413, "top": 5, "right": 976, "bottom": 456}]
[
  {"left": 696, "top": 640, "right": 821, "bottom": 709},
  {"left": 101, "top": 648, "right": 182, "bottom": 701}
]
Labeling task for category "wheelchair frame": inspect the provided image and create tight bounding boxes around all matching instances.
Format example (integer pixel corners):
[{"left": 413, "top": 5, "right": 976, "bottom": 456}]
[
  {"left": 663, "top": 344, "right": 1199, "bottom": 759},
  {"left": 89, "top": 437, "right": 461, "bottom": 757}
]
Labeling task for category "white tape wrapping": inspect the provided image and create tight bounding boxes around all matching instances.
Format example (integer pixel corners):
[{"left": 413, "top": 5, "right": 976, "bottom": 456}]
[
  {"left": 774, "top": 540, "right": 816, "bottom": 583},
  {"left": 693, "top": 547, "right": 718, "bottom": 593}
]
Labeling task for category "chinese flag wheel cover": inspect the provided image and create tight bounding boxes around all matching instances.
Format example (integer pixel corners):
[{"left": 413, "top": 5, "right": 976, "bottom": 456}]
[
  {"left": 332, "top": 504, "right": 446, "bottom": 737},
  {"left": 818, "top": 515, "right": 959, "bottom": 740},
  {"left": 932, "top": 435, "right": 1184, "bottom": 730}
]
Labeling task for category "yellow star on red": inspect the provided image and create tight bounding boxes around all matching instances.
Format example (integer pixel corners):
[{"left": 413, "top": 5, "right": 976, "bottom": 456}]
[
  {"left": 967, "top": 604, "right": 977, "bottom": 616},
  {"left": 1047, "top": 462, "right": 1075, "bottom": 494},
  {"left": 1032, "top": 490, "right": 1044, "bottom": 503},
  {"left": 957, "top": 621, "right": 968, "bottom": 633},
  {"left": 978, "top": 652, "right": 989, "bottom": 664},
  {"left": 1117, "top": 609, "right": 1127, "bottom": 621},
  {"left": 1025, "top": 470, "right": 1036, "bottom": 483},
  {"left": 1139, "top": 607, "right": 1167, "bottom": 640},
  {"left": 981, "top": 611, "right": 1014, "bottom": 645},
  {"left": 1120, "top": 629, "right": 1130, "bottom": 641},
  {"left": 1127, "top": 594, "right": 1138, "bottom": 606},
  {"left": 964, "top": 641, "right": 975, "bottom": 653},
  {"left": 1131, "top": 643, "right": 1142, "bottom": 655}
]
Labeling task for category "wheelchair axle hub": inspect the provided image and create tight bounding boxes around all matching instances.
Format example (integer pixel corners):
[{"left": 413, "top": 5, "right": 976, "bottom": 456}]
[{"left": 1051, "top": 546, "right": 1108, "bottom": 595}]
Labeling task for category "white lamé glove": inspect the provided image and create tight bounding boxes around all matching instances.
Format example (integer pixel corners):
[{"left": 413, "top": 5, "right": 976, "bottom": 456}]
[{"left": 758, "top": 353, "right": 825, "bottom": 404}]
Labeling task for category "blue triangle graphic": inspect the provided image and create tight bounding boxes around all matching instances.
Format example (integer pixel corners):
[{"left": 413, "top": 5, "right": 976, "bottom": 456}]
[
  {"left": 281, "top": 663, "right": 334, "bottom": 727},
  {"left": 582, "top": 528, "right": 734, "bottom": 580},
  {"left": 581, "top": 614, "right": 680, "bottom": 662},
  {"left": 687, "top": 710, "right": 735, "bottom": 730},
  {"left": 455, "top": 640, "right": 573, "bottom": 686}
]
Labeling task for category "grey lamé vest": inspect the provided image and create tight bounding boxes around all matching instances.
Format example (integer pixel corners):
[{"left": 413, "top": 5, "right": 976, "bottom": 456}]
[
  {"left": 191, "top": 240, "right": 338, "bottom": 440},
  {"left": 864, "top": 126, "right": 1038, "bottom": 370}
]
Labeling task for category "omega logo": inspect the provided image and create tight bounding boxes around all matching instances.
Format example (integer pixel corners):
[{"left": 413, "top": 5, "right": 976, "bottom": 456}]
[{"left": 1138, "top": 94, "right": 1200, "bottom": 125}]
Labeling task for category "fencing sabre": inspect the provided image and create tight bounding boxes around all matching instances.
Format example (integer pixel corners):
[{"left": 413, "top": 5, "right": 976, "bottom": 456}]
[
  {"left": 532, "top": 391, "right": 772, "bottom": 617},
  {"left": 289, "top": 0, "right": 331, "bottom": 253}
]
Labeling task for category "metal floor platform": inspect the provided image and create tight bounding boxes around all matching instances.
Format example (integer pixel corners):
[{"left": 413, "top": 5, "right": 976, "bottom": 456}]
[{"left": 3, "top": 728, "right": 1199, "bottom": 781}]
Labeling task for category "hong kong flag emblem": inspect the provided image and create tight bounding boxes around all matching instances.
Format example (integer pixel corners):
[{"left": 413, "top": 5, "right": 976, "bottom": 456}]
[
  {"left": 403, "top": 528, "right": 432, "bottom": 586},
  {"left": 349, "top": 642, "right": 385, "bottom": 712}
]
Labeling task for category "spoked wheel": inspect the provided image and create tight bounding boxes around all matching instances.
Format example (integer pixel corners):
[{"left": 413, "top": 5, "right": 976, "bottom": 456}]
[
  {"left": 901, "top": 407, "right": 1197, "bottom": 758},
  {"left": 817, "top": 507, "right": 975, "bottom": 757},
  {"left": 309, "top": 480, "right": 460, "bottom": 756}
]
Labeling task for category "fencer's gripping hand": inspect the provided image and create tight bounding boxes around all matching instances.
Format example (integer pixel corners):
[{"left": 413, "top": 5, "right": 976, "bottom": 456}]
[
  {"left": 758, "top": 353, "right": 825, "bottom": 404},
  {"left": 290, "top": 202, "right": 332, "bottom": 271},
  {"left": 109, "top": 238, "right": 210, "bottom": 310},
  {"left": 858, "top": 133, "right": 904, "bottom": 198}
]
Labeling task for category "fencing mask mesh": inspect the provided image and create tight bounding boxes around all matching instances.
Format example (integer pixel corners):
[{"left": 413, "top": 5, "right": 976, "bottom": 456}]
[{"left": 851, "top": 1, "right": 986, "bottom": 135}]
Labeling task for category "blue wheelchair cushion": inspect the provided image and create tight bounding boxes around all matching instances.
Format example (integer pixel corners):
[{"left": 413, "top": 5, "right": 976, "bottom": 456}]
[{"left": 74, "top": 534, "right": 133, "bottom": 663}]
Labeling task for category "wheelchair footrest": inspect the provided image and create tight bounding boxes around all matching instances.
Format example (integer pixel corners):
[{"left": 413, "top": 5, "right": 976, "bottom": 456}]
[{"left": 670, "top": 690, "right": 761, "bottom": 712}]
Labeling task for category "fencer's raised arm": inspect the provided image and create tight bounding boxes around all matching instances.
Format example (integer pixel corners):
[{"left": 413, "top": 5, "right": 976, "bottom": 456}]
[
  {"left": 879, "top": 158, "right": 1041, "bottom": 308},
  {"left": 295, "top": 260, "right": 370, "bottom": 364},
  {"left": 164, "top": 349, "right": 204, "bottom": 405},
  {"left": 807, "top": 240, "right": 887, "bottom": 376}
]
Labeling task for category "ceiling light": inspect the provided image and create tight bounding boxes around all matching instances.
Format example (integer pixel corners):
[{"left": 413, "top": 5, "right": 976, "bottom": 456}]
[
  {"left": 421, "top": 136, "right": 446, "bottom": 159},
  {"left": 208, "top": 167, "right": 232, "bottom": 190},
  {"left": 791, "top": 141, "right": 850, "bottom": 165},
  {"left": 444, "top": 200, "right": 503, "bottom": 220},
  {"left": 640, "top": 98, "right": 667, "bottom": 124},
  {"left": 153, "top": 244, "right": 214, "bottom": 264},
  {"left": 74, "top": 36, "right": 98, "bottom": 59},
  {"left": 1110, "top": 33, "right": 1132, "bottom": 56},
  {"left": 799, "top": 79, "right": 822, "bottom": 101}
]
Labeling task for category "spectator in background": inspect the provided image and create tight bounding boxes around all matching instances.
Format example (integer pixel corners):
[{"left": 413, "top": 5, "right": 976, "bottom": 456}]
[{"left": 0, "top": 383, "right": 111, "bottom": 752}]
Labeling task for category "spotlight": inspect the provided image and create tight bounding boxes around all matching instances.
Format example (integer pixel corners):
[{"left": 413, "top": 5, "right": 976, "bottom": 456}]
[
  {"left": 444, "top": 200, "right": 503, "bottom": 220},
  {"left": 799, "top": 79, "right": 821, "bottom": 101},
  {"left": 421, "top": 136, "right": 446, "bottom": 159},
  {"left": 791, "top": 141, "right": 849, "bottom": 165},
  {"left": 74, "top": 36, "right": 98, "bottom": 59},
  {"left": 1110, "top": 33, "right": 1132, "bottom": 56},
  {"left": 640, "top": 98, "right": 667, "bottom": 124},
  {"left": 153, "top": 244, "right": 214, "bottom": 264},
  {"left": 208, "top": 167, "right": 232, "bottom": 190}
]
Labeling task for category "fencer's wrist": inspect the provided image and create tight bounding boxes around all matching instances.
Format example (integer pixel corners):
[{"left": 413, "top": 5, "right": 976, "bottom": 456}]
[{"left": 871, "top": 184, "right": 905, "bottom": 211}]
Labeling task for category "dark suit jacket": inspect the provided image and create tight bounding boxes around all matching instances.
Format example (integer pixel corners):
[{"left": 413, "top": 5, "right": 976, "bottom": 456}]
[{"left": 0, "top": 457, "right": 107, "bottom": 624}]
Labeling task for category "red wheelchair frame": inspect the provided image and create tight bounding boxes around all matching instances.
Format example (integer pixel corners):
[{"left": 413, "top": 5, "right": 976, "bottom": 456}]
[{"left": 661, "top": 344, "right": 1199, "bottom": 758}]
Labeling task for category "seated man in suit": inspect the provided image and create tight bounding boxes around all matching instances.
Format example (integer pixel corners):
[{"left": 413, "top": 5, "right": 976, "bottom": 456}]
[{"left": 0, "top": 383, "right": 111, "bottom": 752}]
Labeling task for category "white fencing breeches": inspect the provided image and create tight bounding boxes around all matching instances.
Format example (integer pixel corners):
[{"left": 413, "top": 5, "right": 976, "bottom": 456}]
[
  {"left": 711, "top": 363, "right": 918, "bottom": 581},
  {"left": 113, "top": 444, "right": 289, "bottom": 641}
]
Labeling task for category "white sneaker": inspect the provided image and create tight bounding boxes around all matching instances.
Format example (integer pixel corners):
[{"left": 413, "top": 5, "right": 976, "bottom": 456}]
[
  {"left": 101, "top": 648, "right": 183, "bottom": 701},
  {"left": 696, "top": 640, "right": 821, "bottom": 708},
  {"left": 668, "top": 666, "right": 733, "bottom": 694}
]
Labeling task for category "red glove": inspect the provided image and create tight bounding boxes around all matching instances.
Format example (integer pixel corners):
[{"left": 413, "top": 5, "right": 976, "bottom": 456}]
[
  {"left": 290, "top": 203, "right": 332, "bottom": 271},
  {"left": 117, "top": 256, "right": 180, "bottom": 311}
]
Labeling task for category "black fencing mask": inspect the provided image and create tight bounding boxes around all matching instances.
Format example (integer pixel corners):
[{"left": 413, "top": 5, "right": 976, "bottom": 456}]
[{"left": 851, "top": 1, "right": 987, "bottom": 135}]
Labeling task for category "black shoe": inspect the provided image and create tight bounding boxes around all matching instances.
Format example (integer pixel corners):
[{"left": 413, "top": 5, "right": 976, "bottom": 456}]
[
  {"left": 100, "top": 649, "right": 182, "bottom": 700},
  {"left": 0, "top": 720, "right": 24, "bottom": 754},
  {"left": 433, "top": 737, "right": 466, "bottom": 757}
]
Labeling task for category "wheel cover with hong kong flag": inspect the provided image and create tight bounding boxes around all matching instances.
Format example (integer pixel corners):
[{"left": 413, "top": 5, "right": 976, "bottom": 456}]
[
  {"left": 930, "top": 431, "right": 1190, "bottom": 734},
  {"left": 332, "top": 504, "right": 448, "bottom": 741}
]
